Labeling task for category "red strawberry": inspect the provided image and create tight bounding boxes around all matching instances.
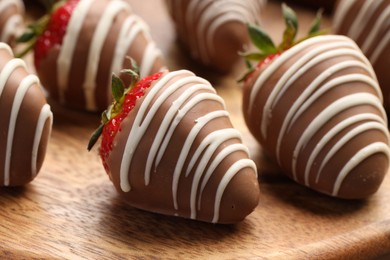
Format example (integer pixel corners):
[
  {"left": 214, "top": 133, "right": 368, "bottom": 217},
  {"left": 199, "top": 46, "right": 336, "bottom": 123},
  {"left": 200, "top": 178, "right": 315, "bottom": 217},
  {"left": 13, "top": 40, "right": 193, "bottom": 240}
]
[
  {"left": 241, "top": 4, "right": 390, "bottom": 199},
  {"left": 89, "top": 62, "right": 163, "bottom": 172},
  {"left": 88, "top": 64, "right": 260, "bottom": 224},
  {"left": 17, "top": 0, "right": 79, "bottom": 69}
]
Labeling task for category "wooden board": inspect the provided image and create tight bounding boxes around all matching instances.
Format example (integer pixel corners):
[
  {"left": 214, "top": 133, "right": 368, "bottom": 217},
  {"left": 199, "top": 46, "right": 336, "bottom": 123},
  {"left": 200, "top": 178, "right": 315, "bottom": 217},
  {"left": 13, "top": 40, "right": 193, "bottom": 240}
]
[{"left": 1, "top": 0, "right": 390, "bottom": 258}]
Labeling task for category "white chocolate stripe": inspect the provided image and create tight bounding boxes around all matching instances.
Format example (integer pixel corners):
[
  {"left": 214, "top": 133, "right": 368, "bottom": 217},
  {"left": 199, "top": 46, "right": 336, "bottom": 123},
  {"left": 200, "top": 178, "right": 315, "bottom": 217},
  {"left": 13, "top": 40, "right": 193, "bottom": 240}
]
[
  {"left": 204, "top": 12, "right": 249, "bottom": 62},
  {"left": 57, "top": 0, "right": 94, "bottom": 103},
  {"left": 304, "top": 113, "right": 386, "bottom": 185},
  {"left": 370, "top": 30, "right": 390, "bottom": 65},
  {"left": 187, "top": 129, "right": 242, "bottom": 177},
  {"left": 110, "top": 15, "right": 147, "bottom": 76},
  {"left": 185, "top": 0, "right": 210, "bottom": 57},
  {"left": 198, "top": 143, "right": 249, "bottom": 210},
  {"left": 347, "top": 0, "right": 381, "bottom": 40},
  {"left": 0, "top": 58, "right": 25, "bottom": 96},
  {"left": 108, "top": 15, "right": 147, "bottom": 105},
  {"left": 291, "top": 93, "right": 385, "bottom": 180},
  {"left": 361, "top": 6, "right": 390, "bottom": 54},
  {"left": 261, "top": 41, "right": 375, "bottom": 139},
  {"left": 316, "top": 121, "right": 389, "bottom": 184},
  {"left": 0, "top": 42, "right": 12, "bottom": 55},
  {"left": 154, "top": 90, "right": 220, "bottom": 166},
  {"left": 1, "top": 14, "right": 23, "bottom": 43},
  {"left": 273, "top": 48, "right": 380, "bottom": 109},
  {"left": 144, "top": 85, "right": 219, "bottom": 185},
  {"left": 288, "top": 74, "right": 382, "bottom": 130},
  {"left": 333, "top": 0, "right": 355, "bottom": 32},
  {"left": 198, "top": 9, "right": 247, "bottom": 63},
  {"left": 4, "top": 75, "right": 39, "bottom": 186},
  {"left": 139, "top": 42, "right": 162, "bottom": 77},
  {"left": 184, "top": 0, "right": 262, "bottom": 63},
  {"left": 333, "top": 143, "right": 390, "bottom": 196},
  {"left": 276, "top": 61, "right": 376, "bottom": 163},
  {"left": 189, "top": 129, "right": 242, "bottom": 219},
  {"left": 248, "top": 36, "right": 365, "bottom": 115},
  {"left": 119, "top": 70, "right": 207, "bottom": 191},
  {"left": 212, "top": 159, "right": 256, "bottom": 223},
  {"left": 0, "top": 0, "right": 24, "bottom": 12},
  {"left": 83, "top": 0, "right": 130, "bottom": 111},
  {"left": 172, "top": 110, "right": 228, "bottom": 210},
  {"left": 31, "top": 104, "right": 53, "bottom": 177}
]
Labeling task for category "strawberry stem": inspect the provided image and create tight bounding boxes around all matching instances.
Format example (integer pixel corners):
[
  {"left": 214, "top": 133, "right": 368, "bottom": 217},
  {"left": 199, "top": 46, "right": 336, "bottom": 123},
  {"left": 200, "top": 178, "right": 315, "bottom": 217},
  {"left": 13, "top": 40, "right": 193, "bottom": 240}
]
[
  {"left": 87, "top": 59, "right": 142, "bottom": 151},
  {"left": 239, "top": 3, "right": 325, "bottom": 83}
]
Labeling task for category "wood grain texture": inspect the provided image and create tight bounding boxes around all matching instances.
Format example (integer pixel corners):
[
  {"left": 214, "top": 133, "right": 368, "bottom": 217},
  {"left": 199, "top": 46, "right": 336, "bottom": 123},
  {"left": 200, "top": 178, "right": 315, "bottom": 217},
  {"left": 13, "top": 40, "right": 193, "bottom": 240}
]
[{"left": 1, "top": 0, "right": 389, "bottom": 258}]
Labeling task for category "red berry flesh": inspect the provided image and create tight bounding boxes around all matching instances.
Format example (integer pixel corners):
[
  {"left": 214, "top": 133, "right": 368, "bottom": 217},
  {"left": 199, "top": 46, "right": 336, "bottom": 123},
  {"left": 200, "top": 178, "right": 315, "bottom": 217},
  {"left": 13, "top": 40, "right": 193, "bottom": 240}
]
[
  {"left": 100, "top": 72, "right": 163, "bottom": 172},
  {"left": 34, "top": 0, "right": 79, "bottom": 69}
]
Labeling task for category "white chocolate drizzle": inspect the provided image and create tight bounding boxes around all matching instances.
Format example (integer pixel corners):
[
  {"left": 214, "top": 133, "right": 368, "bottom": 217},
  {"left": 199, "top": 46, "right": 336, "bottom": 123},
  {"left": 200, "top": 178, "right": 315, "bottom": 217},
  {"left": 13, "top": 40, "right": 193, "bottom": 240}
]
[
  {"left": 82, "top": 0, "right": 130, "bottom": 111},
  {"left": 333, "top": 0, "right": 390, "bottom": 65},
  {"left": 248, "top": 35, "right": 390, "bottom": 196},
  {"left": 5, "top": 75, "right": 39, "bottom": 186},
  {"left": 0, "top": 43, "right": 52, "bottom": 186},
  {"left": 56, "top": 0, "right": 163, "bottom": 111},
  {"left": 118, "top": 70, "right": 255, "bottom": 222},
  {"left": 31, "top": 104, "right": 53, "bottom": 177},
  {"left": 167, "top": 0, "right": 265, "bottom": 64},
  {"left": 0, "top": 0, "right": 24, "bottom": 43}
]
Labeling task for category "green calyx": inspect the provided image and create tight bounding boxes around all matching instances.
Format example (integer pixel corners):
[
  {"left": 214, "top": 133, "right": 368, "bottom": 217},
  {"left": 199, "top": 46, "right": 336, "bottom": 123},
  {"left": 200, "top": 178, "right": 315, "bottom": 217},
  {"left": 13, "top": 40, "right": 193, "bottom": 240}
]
[
  {"left": 239, "top": 3, "right": 325, "bottom": 82},
  {"left": 87, "top": 59, "right": 140, "bottom": 151},
  {"left": 15, "top": 0, "right": 65, "bottom": 58}
]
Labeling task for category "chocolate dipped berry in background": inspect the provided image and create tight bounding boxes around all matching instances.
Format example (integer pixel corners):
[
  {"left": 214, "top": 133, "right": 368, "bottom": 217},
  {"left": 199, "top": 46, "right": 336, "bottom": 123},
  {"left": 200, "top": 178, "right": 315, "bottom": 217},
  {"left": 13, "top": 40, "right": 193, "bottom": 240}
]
[
  {"left": 333, "top": 0, "right": 390, "bottom": 111},
  {"left": 165, "top": 0, "right": 266, "bottom": 73},
  {"left": 88, "top": 66, "right": 260, "bottom": 224},
  {"left": 241, "top": 5, "right": 390, "bottom": 199},
  {"left": 0, "top": 43, "right": 53, "bottom": 187},
  {"left": 18, "top": 0, "right": 165, "bottom": 112},
  {"left": 0, "top": 0, "right": 24, "bottom": 46}
]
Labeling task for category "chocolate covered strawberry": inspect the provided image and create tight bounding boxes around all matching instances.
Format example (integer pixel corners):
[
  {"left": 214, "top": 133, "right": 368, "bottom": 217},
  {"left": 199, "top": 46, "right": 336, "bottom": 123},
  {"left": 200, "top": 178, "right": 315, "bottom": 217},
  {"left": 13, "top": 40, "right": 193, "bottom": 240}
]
[
  {"left": 17, "top": 0, "right": 165, "bottom": 112},
  {"left": 165, "top": 0, "right": 265, "bottom": 73},
  {"left": 241, "top": 4, "right": 390, "bottom": 199},
  {"left": 0, "top": 42, "right": 53, "bottom": 186},
  {"left": 89, "top": 65, "right": 260, "bottom": 224}
]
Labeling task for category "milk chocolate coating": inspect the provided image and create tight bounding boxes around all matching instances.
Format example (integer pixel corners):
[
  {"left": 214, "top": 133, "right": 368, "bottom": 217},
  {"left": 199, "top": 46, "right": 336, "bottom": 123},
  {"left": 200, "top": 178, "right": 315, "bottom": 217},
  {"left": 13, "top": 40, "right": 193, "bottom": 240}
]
[
  {"left": 165, "top": 0, "right": 265, "bottom": 73},
  {"left": 105, "top": 70, "right": 260, "bottom": 224},
  {"left": 38, "top": 0, "right": 166, "bottom": 112},
  {"left": 333, "top": 0, "right": 390, "bottom": 111},
  {"left": 243, "top": 35, "right": 389, "bottom": 199},
  {"left": 0, "top": 43, "right": 53, "bottom": 186},
  {"left": 0, "top": 0, "right": 24, "bottom": 46}
]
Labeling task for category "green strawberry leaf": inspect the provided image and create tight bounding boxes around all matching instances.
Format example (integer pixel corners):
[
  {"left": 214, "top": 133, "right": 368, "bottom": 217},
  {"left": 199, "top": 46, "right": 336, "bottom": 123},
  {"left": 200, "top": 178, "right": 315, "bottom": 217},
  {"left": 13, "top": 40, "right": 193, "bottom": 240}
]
[
  {"left": 282, "top": 3, "right": 298, "bottom": 34},
  {"left": 308, "top": 8, "right": 323, "bottom": 35},
  {"left": 111, "top": 73, "right": 125, "bottom": 103},
  {"left": 278, "top": 20, "right": 296, "bottom": 51},
  {"left": 241, "top": 52, "right": 269, "bottom": 62},
  {"left": 129, "top": 57, "right": 140, "bottom": 76},
  {"left": 101, "top": 109, "right": 110, "bottom": 125},
  {"left": 248, "top": 23, "right": 277, "bottom": 55},
  {"left": 239, "top": 3, "right": 326, "bottom": 84},
  {"left": 16, "top": 31, "right": 36, "bottom": 43},
  {"left": 87, "top": 124, "right": 103, "bottom": 151},
  {"left": 237, "top": 67, "right": 255, "bottom": 83},
  {"left": 121, "top": 69, "right": 140, "bottom": 87}
]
